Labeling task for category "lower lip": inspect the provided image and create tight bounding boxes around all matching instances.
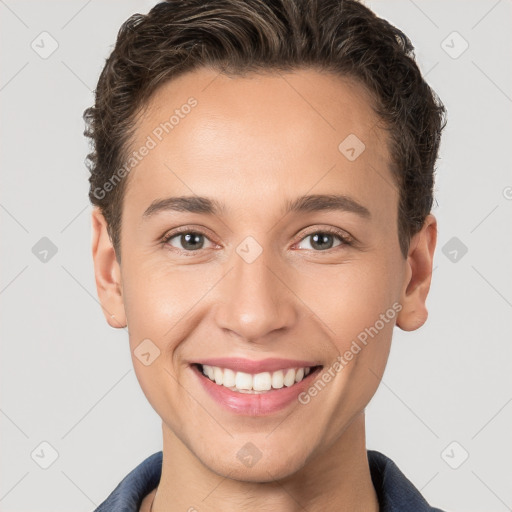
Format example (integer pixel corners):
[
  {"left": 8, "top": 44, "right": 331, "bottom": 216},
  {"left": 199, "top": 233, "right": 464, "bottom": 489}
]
[{"left": 191, "top": 364, "right": 322, "bottom": 416}]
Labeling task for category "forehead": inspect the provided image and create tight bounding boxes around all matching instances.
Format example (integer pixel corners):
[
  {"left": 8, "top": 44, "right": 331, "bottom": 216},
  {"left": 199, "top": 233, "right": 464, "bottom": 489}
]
[{"left": 123, "top": 67, "right": 396, "bottom": 220}]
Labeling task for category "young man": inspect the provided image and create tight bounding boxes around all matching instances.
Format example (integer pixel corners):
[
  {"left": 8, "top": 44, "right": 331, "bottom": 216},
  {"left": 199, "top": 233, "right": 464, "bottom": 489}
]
[{"left": 86, "top": 0, "right": 447, "bottom": 510}]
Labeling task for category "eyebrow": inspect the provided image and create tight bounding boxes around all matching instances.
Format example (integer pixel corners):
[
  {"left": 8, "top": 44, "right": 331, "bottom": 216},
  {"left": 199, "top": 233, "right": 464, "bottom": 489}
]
[
  {"left": 284, "top": 194, "right": 370, "bottom": 218},
  {"left": 142, "top": 194, "right": 371, "bottom": 220}
]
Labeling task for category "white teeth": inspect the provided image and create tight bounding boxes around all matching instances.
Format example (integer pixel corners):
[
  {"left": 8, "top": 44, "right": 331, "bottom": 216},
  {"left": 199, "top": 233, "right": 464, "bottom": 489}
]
[
  {"left": 204, "top": 365, "right": 214, "bottom": 380},
  {"left": 283, "top": 368, "right": 296, "bottom": 387},
  {"left": 223, "top": 368, "right": 236, "bottom": 387},
  {"left": 235, "top": 371, "right": 253, "bottom": 390},
  {"left": 214, "top": 366, "right": 223, "bottom": 385},
  {"left": 271, "top": 370, "right": 284, "bottom": 389},
  {"left": 200, "top": 364, "right": 315, "bottom": 393},
  {"left": 253, "top": 372, "right": 272, "bottom": 391}
]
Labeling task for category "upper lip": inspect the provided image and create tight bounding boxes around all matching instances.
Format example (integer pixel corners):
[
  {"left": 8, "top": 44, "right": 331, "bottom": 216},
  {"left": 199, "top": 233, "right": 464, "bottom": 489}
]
[{"left": 192, "top": 357, "right": 321, "bottom": 374}]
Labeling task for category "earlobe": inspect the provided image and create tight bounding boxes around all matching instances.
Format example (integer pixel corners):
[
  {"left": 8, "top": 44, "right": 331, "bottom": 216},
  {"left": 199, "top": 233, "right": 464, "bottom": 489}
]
[
  {"left": 91, "top": 207, "right": 127, "bottom": 329},
  {"left": 396, "top": 214, "right": 437, "bottom": 332}
]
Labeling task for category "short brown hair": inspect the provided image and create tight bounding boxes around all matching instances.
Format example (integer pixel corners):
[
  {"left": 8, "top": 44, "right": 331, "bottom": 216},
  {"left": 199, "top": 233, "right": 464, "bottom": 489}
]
[{"left": 83, "top": 0, "right": 447, "bottom": 261}]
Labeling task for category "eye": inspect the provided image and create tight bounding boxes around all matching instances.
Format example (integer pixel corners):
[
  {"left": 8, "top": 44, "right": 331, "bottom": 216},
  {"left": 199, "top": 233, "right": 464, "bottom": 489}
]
[
  {"left": 161, "top": 226, "right": 354, "bottom": 255},
  {"left": 162, "top": 229, "right": 216, "bottom": 253},
  {"left": 294, "top": 228, "right": 353, "bottom": 251}
]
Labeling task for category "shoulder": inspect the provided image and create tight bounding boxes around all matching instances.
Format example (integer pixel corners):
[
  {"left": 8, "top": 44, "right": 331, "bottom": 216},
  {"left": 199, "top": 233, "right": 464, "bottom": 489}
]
[
  {"left": 367, "top": 449, "right": 447, "bottom": 512},
  {"left": 93, "top": 451, "right": 162, "bottom": 512}
]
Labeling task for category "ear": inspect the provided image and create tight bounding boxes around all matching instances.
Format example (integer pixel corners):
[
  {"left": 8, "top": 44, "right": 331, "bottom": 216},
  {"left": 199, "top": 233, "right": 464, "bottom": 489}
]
[
  {"left": 91, "top": 207, "right": 127, "bottom": 329},
  {"left": 396, "top": 214, "right": 437, "bottom": 332}
]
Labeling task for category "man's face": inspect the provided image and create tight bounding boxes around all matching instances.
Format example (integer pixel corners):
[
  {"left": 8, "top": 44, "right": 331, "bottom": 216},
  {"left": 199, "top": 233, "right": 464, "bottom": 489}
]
[{"left": 106, "top": 68, "right": 414, "bottom": 480}]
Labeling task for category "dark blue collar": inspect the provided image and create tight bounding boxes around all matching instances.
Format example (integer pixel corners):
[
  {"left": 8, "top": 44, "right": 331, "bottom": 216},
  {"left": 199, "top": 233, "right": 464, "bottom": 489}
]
[
  {"left": 367, "top": 450, "right": 445, "bottom": 512},
  {"left": 94, "top": 450, "right": 445, "bottom": 511}
]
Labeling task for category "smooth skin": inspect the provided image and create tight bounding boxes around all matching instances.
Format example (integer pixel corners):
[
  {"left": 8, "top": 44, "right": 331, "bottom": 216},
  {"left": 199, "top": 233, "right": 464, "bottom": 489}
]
[{"left": 91, "top": 67, "right": 437, "bottom": 512}]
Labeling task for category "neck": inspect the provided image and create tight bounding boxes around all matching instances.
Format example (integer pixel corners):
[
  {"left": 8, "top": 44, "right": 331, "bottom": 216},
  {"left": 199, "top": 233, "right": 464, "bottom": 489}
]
[{"left": 150, "top": 412, "right": 378, "bottom": 512}]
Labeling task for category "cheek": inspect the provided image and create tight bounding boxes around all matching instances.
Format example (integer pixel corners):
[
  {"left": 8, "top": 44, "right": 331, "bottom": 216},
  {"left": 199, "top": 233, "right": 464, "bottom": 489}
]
[
  {"left": 121, "top": 260, "right": 225, "bottom": 380},
  {"left": 298, "top": 256, "right": 401, "bottom": 336},
  {"left": 294, "top": 252, "right": 401, "bottom": 397},
  {"left": 122, "top": 259, "right": 203, "bottom": 333},
  {"left": 120, "top": 263, "right": 195, "bottom": 414}
]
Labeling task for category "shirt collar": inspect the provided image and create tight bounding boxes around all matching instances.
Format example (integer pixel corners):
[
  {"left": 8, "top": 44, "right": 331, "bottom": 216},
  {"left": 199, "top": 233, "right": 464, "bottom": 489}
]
[
  {"left": 94, "top": 450, "right": 445, "bottom": 511},
  {"left": 367, "top": 449, "right": 445, "bottom": 512}
]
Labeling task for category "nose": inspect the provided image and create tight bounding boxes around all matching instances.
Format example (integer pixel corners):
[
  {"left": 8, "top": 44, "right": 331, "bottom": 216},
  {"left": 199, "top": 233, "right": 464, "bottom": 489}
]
[{"left": 213, "top": 241, "right": 297, "bottom": 343}]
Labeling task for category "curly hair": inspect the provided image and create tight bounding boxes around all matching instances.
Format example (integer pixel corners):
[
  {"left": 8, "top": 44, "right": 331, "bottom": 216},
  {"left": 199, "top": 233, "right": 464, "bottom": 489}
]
[{"left": 83, "top": 0, "right": 447, "bottom": 261}]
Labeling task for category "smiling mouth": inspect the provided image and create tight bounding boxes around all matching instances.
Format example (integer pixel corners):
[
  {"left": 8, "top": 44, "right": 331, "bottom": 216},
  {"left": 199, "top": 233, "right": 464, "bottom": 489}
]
[{"left": 193, "top": 363, "right": 323, "bottom": 394}]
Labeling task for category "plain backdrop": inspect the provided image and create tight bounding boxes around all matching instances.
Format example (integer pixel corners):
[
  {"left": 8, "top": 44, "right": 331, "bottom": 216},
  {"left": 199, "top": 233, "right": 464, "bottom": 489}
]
[{"left": 0, "top": 1, "right": 511, "bottom": 511}]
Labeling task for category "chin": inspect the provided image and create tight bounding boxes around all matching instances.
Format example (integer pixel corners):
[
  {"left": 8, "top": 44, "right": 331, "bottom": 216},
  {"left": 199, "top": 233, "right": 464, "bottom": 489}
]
[{"left": 202, "top": 447, "right": 309, "bottom": 483}]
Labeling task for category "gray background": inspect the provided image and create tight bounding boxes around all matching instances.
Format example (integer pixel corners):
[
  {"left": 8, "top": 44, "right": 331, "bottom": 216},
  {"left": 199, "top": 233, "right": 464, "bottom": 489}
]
[{"left": 0, "top": 1, "right": 510, "bottom": 511}]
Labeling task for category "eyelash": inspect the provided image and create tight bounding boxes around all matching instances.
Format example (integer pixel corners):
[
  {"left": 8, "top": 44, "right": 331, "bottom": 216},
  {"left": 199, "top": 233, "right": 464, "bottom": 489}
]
[{"left": 160, "top": 226, "right": 354, "bottom": 255}]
